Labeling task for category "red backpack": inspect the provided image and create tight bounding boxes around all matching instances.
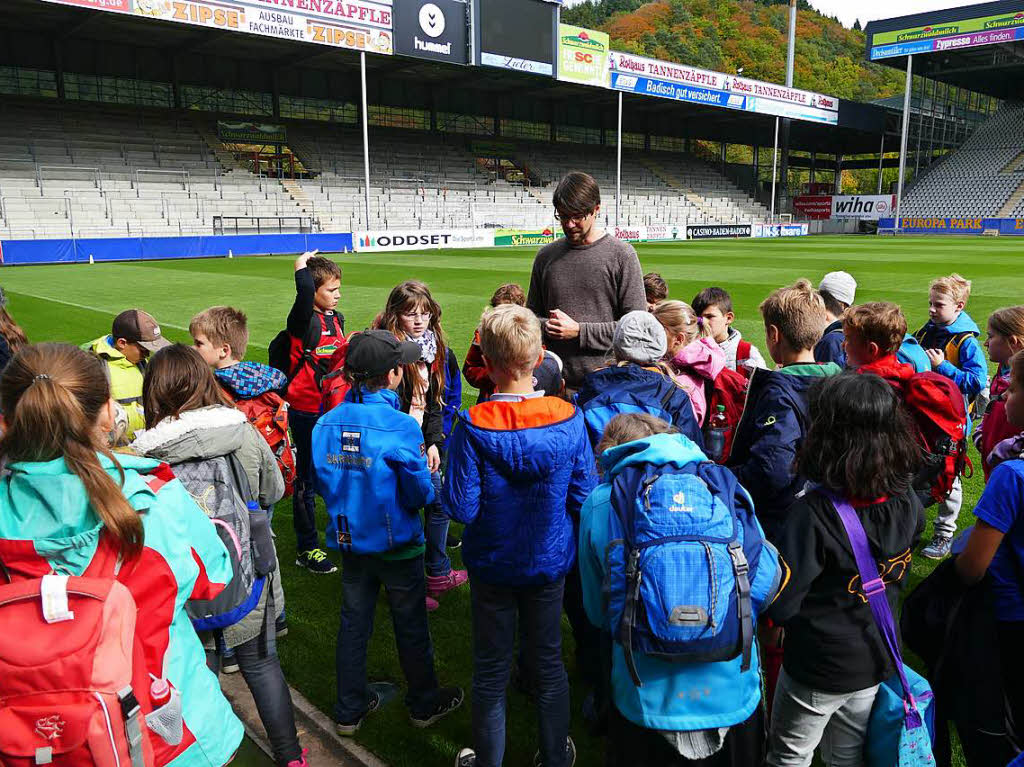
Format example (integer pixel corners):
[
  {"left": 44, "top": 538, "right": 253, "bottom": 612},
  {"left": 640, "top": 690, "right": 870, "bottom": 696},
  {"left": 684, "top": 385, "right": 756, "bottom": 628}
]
[
  {"left": 229, "top": 391, "right": 297, "bottom": 498},
  {"left": 320, "top": 338, "right": 352, "bottom": 415},
  {"left": 900, "top": 371, "right": 971, "bottom": 504},
  {"left": 704, "top": 366, "right": 750, "bottom": 464},
  {"left": 0, "top": 540, "right": 156, "bottom": 767}
]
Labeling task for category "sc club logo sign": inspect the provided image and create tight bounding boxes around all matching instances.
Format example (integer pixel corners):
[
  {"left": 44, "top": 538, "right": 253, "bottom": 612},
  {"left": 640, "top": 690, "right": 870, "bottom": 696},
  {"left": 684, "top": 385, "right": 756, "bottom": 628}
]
[{"left": 419, "top": 3, "right": 444, "bottom": 38}]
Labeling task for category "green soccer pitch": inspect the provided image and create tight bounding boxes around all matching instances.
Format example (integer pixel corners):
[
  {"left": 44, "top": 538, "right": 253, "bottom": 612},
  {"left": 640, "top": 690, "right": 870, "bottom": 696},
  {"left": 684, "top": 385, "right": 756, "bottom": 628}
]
[{"left": 2, "top": 233, "right": 1015, "bottom": 767}]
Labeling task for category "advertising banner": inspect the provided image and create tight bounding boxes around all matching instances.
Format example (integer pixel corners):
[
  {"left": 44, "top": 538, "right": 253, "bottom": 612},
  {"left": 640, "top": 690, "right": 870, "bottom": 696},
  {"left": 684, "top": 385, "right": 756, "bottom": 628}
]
[
  {"left": 612, "top": 224, "right": 685, "bottom": 242},
  {"left": 217, "top": 121, "right": 287, "bottom": 144},
  {"left": 478, "top": 0, "right": 557, "bottom": 76},
  {"left": 41, "top": 0, "right": 394, "bottom": 56},
  {"left": 793, "top": 195, "right": 834, "bottom": 220},
  {"left": 831, "top": 195, "right": 896, "bottom": 220},
  {"left": 494, "top": 227, "right": 558, "bottom": 247},
  {"left": 869, "top": 7, "right": 1024, "bottom": 59},
  {"left": 354, "top": 229, "right": 493, "bottom": 252},
  {"left": 394, "top": 0, "right": 468, "bottom": 65},
  {"left": 687, "top": 224, "right": 752, "bottom": 240},
  {"left": 557, "top": 24, "right": 610, "bottom": 88},
  {"left": 870, "top": 26, "right": 1024, "bottom": 59},
  {"left": 877, "top": 218, "right": 1024, "bottom": 235},
  {"left": 609, "top": 52, "right": 838, "bottom": 125},
  {"left": 753, "top": 223, "right": 810, "bottom": 238}
]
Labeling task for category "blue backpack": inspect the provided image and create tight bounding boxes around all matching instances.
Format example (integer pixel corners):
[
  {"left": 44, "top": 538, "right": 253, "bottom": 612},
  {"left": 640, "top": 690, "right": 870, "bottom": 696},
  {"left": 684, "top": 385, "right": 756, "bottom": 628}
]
[
  {"left": 606, "top": 458, "right": 781, "bottom": 686},
  {"left": 576, "top": 365, "right": 703, "bottom": 450}
]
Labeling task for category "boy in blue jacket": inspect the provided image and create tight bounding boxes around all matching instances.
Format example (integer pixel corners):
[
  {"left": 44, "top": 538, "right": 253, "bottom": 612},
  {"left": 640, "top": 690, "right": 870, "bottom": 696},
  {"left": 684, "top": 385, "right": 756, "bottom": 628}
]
[
  {"left": 727, "top": 279, "right": 842, "bottom": 540},
  {"left": 445, "top": 304, "right": 596, "bottom": 767},
  {"left": 312, "top": 330, "right": 463, "bottom": 736},
  {"left": 914, "top": 273, "right": 988, "bottom": 559}
]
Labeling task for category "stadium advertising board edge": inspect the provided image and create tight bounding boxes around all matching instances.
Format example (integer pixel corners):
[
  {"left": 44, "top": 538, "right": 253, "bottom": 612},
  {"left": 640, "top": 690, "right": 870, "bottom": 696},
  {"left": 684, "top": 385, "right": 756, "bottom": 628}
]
[
  {"left": 557, "top": 24, "right": 610, "bottom": 88},
  {"left": 42, "top": 0, "right": 395, "bottom": 55},
  {"left": 394, "top": 0, "right": 468, "bottom": 65},
  {"left": 609, "top": 51, "right": 838, "bottom": 126}
]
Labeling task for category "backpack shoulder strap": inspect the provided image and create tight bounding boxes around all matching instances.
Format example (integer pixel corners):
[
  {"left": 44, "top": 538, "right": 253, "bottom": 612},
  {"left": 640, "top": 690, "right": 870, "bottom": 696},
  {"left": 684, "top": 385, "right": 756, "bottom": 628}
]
[
  {"left": 912, "top": 324, "right": 928, "bottom": 344},
  {"left": 827, "top": 492, "right": 923, "bottom": 728},
  {"left": 944, "top": 331, "right": 973, "bottom": 369}
]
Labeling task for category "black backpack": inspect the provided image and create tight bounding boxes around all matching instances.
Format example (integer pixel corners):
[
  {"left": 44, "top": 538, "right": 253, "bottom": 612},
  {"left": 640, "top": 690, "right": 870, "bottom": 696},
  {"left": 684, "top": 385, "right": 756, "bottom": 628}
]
[{"left": 268, "top": 312, "right": 345, "bottom": 389}]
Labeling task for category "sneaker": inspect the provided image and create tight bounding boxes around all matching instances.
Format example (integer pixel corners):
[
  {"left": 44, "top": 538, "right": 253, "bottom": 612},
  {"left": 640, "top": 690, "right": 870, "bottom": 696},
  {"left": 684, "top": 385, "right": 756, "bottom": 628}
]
[
  {"left": 286, "top": 748, "right": 309, "bottom": 767},
  {"left": 410, "top": 686, "right": 464, "bottom": 728},
  {"left": 455, "top": 749, "right": 476, "bottom": 767},
  {"left": 296, "top": 549, "right": 338, "bottom": 574},
  {"left": 446, "top": 532, "right": 462, "bottom": 550},
  {"left": 921, "top": 534, "right": 953, "bottom": 560},
  {"left": 276, "top": 614, "right": 289, "bottom": 638},
  {"left": 221, "top": 647, "right": 239, "bottom": 674},
  {"left": 533, "top": 737, "right": 576, "bottom": 767},
  {"left": 335, "top": 682, "right": 396, "bottom": 736},
  {"left": 426, "top": 595, "right": 440, "bottom": 612},
  {"left": 426, "top": 570, "right": 468, "bottom": 598}
]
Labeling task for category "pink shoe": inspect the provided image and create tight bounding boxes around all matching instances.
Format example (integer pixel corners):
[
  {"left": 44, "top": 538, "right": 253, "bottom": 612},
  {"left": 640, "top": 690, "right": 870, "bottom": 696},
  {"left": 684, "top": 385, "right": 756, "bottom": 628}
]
[
  {"left": 287, "top": 748, "right": 309, "bottom": 767},
  {"left": 426, "top": 595, "right": 440, "bottom": 611},
  {"left": 426, "top": 570, "right": 469, "bottom": 598}
]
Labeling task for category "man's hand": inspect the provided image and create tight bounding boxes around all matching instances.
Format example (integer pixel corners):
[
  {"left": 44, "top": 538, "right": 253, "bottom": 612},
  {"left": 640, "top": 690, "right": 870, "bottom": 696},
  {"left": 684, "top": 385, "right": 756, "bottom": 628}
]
[
  {"left": 426, "top": 444, "right": 441, "bottom": 473},
  {"left": 294, "top": 249, "right": 319, "bottom": 272},
  {"left": 926, "top": 348, "right": 945, "bottom": 369},
  {"left": 547, "top": 309, "right": 580, "bottom": 340}
]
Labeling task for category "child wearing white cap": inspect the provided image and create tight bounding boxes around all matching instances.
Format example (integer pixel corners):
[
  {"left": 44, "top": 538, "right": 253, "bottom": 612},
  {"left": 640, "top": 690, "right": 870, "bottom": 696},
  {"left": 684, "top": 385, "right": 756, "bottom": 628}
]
[{"left": 813, "top": 271, "right": 857, "bottom": 367}]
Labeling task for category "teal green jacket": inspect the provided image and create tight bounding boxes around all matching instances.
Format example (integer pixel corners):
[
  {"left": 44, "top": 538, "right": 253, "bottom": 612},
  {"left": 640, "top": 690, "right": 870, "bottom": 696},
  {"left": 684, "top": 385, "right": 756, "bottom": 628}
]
[{"left": 0, "top": 452, "right": 243, "bottom": 767}]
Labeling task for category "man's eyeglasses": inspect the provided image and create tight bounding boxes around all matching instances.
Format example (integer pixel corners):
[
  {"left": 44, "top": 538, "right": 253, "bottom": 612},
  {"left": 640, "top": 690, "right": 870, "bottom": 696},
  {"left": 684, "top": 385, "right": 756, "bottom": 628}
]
[{"left": 555, "top": 210, "right": 594, "bottom": 225}]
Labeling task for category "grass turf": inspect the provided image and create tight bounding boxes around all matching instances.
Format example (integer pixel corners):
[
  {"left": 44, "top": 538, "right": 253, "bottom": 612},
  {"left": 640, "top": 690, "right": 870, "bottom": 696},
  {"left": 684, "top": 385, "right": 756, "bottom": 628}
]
[{"left": 1, "top": 233, "right": 1016, "bottom": 767}]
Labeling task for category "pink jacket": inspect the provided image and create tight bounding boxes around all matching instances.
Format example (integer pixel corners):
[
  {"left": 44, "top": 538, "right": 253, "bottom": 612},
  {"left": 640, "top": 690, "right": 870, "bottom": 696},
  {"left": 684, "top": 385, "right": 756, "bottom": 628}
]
[{"left": 666, "top": 338, "right": 727, "bottom": 425}]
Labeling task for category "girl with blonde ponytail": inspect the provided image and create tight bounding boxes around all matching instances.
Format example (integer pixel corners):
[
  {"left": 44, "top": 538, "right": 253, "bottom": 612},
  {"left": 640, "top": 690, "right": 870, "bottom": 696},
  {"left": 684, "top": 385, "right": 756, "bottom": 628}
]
[
  {"left": 0, "top": 343, "right": 244, "bottom": 767},
  {"left": 651, "top": 300, "right": 727, "bottom": 424}
]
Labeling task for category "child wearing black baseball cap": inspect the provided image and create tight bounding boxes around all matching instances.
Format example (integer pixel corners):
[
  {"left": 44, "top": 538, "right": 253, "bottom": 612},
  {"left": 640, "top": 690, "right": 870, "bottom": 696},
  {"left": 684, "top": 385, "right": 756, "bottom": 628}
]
[{"left": 311, "top": 329, "right": 463, "bottom": 736}]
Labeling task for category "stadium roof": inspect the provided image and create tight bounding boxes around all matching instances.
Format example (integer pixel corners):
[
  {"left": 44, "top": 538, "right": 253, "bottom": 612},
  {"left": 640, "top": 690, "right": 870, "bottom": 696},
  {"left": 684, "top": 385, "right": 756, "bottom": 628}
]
[
  {"left": 865, "top": 1, "right": 1024, "bottom": 100},
  {"left": 1, "top": 0, "right": 893, "bottom": 155}
]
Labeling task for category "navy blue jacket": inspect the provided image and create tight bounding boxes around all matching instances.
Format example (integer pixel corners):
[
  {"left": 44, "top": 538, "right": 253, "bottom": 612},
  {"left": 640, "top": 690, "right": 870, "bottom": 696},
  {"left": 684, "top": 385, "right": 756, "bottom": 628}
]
[
  {"left": 441, "top": 348, "right": 462, "bottom": 443},
  {"left": 914, "top": 311, "right": 988, "bottom": 401},
  {"left": 727, "top": 363, "right": 841, "bottom": 539},
  {"left": 575, "top": 364, "right": 703, "bottom": 450},
  {"left": 443, "top": 396, "right": 597, "bottom": 586},
  {"left": 313, "top": 387, "right": 434, "bottom": 555},
  {"left": 813, "top": 320, "right": 846, "bottom": 368}
]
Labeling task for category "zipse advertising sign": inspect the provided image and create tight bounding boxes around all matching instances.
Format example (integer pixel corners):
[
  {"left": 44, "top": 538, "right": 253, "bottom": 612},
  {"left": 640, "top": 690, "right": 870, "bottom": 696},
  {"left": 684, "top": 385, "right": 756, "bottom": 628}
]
[
  {"left": 609, "top": 51, "right": 838, "bottom": 125},
  {"left": 42, "top": 0, "right": 395, "bottom": 55},
  {"left": 557, "top": 24, "right": 610, "bottom": 88}
]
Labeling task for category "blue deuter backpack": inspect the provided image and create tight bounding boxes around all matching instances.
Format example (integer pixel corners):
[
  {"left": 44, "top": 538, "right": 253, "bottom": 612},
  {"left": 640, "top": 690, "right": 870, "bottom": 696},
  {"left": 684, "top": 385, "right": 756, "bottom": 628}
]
[{"left": 606, "top": 458, "right": 780, "bottom": 686}]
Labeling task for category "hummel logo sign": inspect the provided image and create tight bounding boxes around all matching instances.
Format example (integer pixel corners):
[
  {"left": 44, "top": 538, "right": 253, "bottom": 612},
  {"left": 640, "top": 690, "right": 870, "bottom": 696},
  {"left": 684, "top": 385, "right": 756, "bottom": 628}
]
[{"left": 419, "top": 3, "right": 445, "bottom": 37}]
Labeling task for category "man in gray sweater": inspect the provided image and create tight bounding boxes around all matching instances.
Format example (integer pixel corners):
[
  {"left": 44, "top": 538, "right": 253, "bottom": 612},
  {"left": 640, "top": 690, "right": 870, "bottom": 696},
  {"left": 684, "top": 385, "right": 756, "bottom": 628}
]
[{"left": 526, "top": 171, "right": 647, "bottom": 389}]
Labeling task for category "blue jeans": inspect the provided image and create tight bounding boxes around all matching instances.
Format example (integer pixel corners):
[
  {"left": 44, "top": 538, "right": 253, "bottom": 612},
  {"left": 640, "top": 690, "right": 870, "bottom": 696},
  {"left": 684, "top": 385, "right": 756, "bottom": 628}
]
[
  {"left": 335, "top": 552, "right": 440, "bottom": 723},
  {"left": 289, "top": 408, "right": 320, "bottom": 552},
  {"left": 206, "top": 626, "right": 300, "bottom": 767},
  {"left": 425, "top": 469, "right": 451, "bottom": 577},
  {"left": 470, "top": 577, "right": 570, "bottom": 767}
]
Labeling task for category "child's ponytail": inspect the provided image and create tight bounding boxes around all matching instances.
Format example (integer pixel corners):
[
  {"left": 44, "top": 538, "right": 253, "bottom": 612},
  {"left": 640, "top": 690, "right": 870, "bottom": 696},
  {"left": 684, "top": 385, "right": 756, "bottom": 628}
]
[
  {"left": 0, "top": 344, "right": 143, "bottom": 559},
  {"left": 652, "top": 300, "right": 712, "bottom": 349}
]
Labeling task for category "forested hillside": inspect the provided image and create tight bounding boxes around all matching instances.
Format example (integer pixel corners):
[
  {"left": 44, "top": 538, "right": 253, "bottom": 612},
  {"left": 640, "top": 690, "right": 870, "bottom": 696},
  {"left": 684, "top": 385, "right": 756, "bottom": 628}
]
[{"left": 563, "top": 0, "right": 904, "bottom": 102}]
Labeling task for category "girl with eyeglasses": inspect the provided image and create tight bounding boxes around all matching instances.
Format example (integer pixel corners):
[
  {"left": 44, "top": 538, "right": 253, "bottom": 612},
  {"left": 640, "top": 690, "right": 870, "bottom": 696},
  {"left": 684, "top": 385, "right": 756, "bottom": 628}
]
[{"left": 376, "top": 281, "right": 468, "bottom": 609}]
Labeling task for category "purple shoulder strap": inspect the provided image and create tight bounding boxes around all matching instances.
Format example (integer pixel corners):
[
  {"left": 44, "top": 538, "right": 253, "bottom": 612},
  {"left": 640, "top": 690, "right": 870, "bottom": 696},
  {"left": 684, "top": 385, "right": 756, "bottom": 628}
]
[{"left": 827, "top": 493, "right": 923, "bottom": 729}]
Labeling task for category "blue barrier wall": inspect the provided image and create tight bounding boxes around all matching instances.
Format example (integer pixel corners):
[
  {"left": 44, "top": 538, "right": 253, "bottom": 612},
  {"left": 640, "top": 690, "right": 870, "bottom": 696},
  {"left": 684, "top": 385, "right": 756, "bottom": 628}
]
[
  {"left": 877, "top": 218, "right": 1024, "bottom": 235},
  {"left": 0, "top": 233, "right": 355, "bottom": 266}
]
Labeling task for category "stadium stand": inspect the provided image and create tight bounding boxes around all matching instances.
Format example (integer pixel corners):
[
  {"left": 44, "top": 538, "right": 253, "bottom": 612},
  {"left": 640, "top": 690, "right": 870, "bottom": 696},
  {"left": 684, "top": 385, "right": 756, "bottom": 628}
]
[
  {"left": 901, "top": 101, "right": 1024, "bottom": 219},
  {"left": 0, "top": 100, "right": 771, "bottom": 240}
]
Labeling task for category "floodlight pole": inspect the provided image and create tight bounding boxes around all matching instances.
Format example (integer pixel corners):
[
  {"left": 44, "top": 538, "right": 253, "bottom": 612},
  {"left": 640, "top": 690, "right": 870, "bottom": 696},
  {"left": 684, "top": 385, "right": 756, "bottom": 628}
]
[
  {"left": 770, "top": 117, "right": 779, "bottom": 223},
  {"left": 616, "top": 91, "right": 623, "bottom": 228},
  {"left": 360, "top": 51, "right": 371, "bottom": 229},
  {"left": 894, "top": 54, "right": 913, "bottom": 232},
  {"left": 877, "top": 133, "right": 885, "bottom": 195}
]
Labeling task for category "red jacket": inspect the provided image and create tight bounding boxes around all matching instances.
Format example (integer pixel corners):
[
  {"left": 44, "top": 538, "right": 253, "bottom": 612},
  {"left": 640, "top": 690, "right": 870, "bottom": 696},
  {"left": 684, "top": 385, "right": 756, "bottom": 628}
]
[
  {"left": 856, "top": 354, "right": 916, "bottom": 388},
  {"left": 978, "top": 370, "right": 1019, "bottom": 480},
  {"left": 462, "top": 329, "right": 494, "bottom": 403}
]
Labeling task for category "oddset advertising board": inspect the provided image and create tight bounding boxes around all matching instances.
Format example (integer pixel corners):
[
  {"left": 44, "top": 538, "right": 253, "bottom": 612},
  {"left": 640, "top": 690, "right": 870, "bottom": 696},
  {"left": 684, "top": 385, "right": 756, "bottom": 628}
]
[
  {"left": 354, "top": 229, "right": 493, "bottom": 252},
  {"left": 869, "top": 8, "right": 1024, "bottom": 60},
  {"left": 557, "top": 24, "right": 610, "bottom": 88},
  {"left": 42, "top": 0, "right": 395, "bottom": 55},
  {"left": 608, "top": 51, "right": 838, "bottom": 126}
]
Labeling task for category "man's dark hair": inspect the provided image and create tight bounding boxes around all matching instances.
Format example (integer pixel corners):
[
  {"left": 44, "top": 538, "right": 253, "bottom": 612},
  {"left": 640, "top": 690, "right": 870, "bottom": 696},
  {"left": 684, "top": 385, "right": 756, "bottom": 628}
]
[
  {"left": 644, "top": 273, "right": 668, "bottom": 304},
  {"left": 797, "top": 374, "right": 921, "bottom": 500},
  {"left": 308, "top": 256, "right": 342, "bottom": 289},
  {"left": 691, "top": 286, "right": 733, "bottom": 316},
  {"left": 819, "top": 289, "right": 849, "bottom": 318},
  {"left": 552, "top": 171, "right": 601, "bottom": 216}
]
